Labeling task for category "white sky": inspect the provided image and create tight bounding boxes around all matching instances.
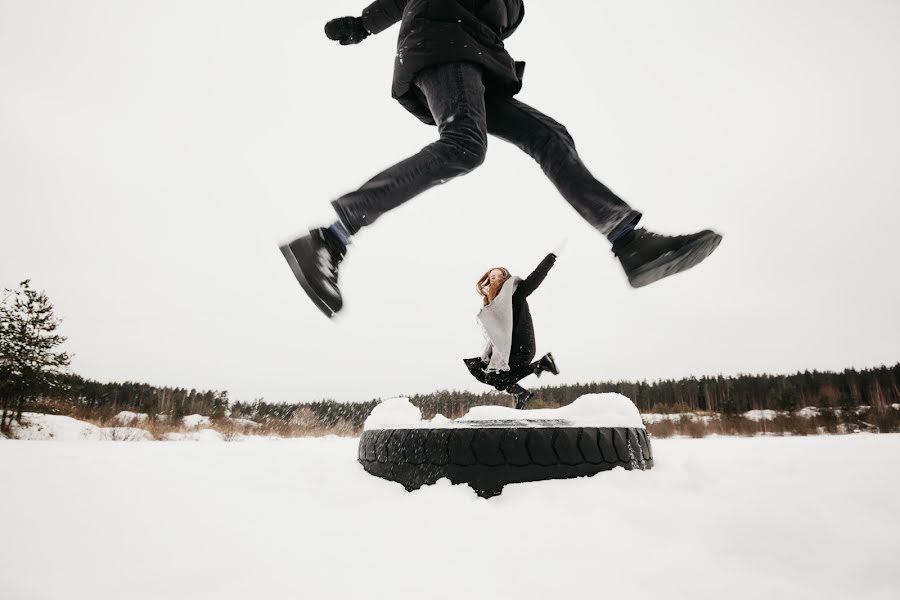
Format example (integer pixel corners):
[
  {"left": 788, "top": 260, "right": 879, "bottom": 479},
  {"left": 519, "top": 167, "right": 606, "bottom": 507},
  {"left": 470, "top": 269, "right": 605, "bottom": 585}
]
[{"left": 2, "top": 0, "right": 899, "bottom": 404}]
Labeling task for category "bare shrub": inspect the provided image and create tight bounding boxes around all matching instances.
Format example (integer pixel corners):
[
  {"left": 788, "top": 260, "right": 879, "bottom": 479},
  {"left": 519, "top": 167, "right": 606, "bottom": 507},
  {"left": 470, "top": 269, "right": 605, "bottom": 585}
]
[
  {"left": 648, "top": 402, "right": 695, "bottom": 415},
  {"left": 211, "top": 418, "right": 242, "bottom": 441},
  {"left": 719, "top": 416, "right": 756, "bottom": 437},
  {"left": 680, "top": 415, "right": 710, "bottom": 438},
  {"left": 251, "top": 414, "right": 362, "bottom": 438},
  {"left": 644, "top": 416, "right": 717, "bottom": 438},
  {"left": 645, "top": 420, "right": 676, "bottom": 439},
  {"left": 82, "top": 413, "right": 190, "bottom": 440},
  {"left": 818, "top": 409, "right": 840, "bottom": 434},
  {"left": 526, "top": 395, "right": 558, "bottom": 410},
  {"left": 787, "top": 415, "right": 817, "bottom": 436},
  {"left": 868, "top": 407, "right": 900, "bottom": 433}
]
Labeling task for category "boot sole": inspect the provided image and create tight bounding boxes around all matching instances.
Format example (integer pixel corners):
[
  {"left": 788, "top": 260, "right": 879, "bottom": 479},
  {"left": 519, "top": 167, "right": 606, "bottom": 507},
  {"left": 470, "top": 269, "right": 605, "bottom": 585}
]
[
  {"left": 628, "top": 231, "right": 722, "bottom": 288},
  {"left": 279, "top": 241, "right": 338, "bottom": 319}
]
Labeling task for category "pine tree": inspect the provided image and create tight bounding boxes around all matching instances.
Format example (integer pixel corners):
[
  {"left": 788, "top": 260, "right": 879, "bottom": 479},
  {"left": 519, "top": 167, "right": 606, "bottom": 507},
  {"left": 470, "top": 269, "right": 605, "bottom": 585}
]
[{"left": 0, "top": 280, "right": 71, "bottom": 433}]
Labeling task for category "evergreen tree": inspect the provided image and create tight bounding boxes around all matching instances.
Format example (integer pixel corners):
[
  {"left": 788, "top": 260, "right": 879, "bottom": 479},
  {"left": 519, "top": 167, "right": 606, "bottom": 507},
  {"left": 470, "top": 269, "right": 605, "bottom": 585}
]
[
  {"left": 775, "top": 387, "right": 799, "bottom": 412},
  {"left": 0, "top": 281, "right": 71, "bottom": 433}
]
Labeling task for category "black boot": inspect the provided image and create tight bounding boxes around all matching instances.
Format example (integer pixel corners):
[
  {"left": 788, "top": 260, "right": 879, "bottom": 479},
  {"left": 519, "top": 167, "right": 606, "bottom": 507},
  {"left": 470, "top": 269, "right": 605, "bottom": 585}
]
[
  {"left": 279, "top": 228, "right": 347, "bottom": 318},
  {"left": 613, "top": 227, "right": 722, "bottom": 288},
  {"left": 533, "top": 353, "right": 559, "bottom": 378},
  {"left": 507, "top": 384, "right": 534, "bottom": 410}
]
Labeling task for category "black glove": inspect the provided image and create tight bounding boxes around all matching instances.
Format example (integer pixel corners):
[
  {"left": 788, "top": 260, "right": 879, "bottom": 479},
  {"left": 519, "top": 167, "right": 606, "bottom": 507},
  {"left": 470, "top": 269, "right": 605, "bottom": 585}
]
[{"left": 324, "top": 17, "right": 370, "bottom": 45}]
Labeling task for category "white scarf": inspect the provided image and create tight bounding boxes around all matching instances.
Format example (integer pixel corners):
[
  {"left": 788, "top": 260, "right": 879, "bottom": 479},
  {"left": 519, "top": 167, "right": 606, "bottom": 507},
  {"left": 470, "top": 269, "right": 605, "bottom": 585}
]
[{"left": 477, "top": 276, "right": 521, "bottom": 372}]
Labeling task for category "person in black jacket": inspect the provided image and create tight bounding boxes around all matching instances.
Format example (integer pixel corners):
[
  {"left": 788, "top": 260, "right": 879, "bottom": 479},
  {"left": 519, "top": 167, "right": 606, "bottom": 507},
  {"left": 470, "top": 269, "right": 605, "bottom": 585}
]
[
  {"left": 280, "top": 1, "right": 722, "bottom": 318},
  {"left": 464, "top": 253, "right": 559, "bottom": 409}
]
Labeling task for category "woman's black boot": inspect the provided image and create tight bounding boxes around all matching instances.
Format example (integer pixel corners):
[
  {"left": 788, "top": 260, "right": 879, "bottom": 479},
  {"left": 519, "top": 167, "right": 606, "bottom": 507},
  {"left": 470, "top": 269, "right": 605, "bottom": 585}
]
[
  {"left": 533, "top": 353, "right": 559, "bottom": 378},
  {"left": 507, "top": 384, "right": 534, "bottom": 410}
]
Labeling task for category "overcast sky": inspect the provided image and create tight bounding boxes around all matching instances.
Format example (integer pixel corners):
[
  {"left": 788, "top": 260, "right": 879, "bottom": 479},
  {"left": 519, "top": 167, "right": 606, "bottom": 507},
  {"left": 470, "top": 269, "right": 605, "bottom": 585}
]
[{"left": 2, "top": 0, "right": 898, "bottom": 404}]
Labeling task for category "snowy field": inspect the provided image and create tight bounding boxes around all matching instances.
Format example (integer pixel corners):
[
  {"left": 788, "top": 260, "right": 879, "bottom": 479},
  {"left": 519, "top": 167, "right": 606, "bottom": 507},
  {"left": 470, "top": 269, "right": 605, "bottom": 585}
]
[{"left": 1, "top": 435, "right": 899, "bottom": 600}]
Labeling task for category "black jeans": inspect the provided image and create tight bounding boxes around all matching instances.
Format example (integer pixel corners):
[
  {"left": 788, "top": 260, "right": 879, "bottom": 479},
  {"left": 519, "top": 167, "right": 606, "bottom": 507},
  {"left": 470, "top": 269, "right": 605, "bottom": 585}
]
[
  {"left": 332, "top": 62, "right": 641, "bottom": 239},
  {"left": 463, "top": 356, "right": 539, "bottom": 392}
]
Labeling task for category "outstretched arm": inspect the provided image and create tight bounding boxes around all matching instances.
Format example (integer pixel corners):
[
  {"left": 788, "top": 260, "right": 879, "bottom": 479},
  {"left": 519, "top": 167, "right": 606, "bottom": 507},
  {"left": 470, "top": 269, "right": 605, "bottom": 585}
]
[
  {"left": 362, "top": 0, "right": 408, "bottom": 35},
  {"left": 325, "top": 1, "right": 407, "bottom": 45},
  {"left": 516, "top": 253, "right": 557, "bottom": 298}
]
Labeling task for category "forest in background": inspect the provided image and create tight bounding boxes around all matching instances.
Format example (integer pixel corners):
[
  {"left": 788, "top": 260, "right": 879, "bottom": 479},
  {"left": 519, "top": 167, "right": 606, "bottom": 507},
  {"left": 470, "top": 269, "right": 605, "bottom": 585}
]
[
  {"left": 15, "top": 362, "right": 897, "bottom": 438},
  {"left": 4, "top": 278, "right": 899, "bottom": 438}
]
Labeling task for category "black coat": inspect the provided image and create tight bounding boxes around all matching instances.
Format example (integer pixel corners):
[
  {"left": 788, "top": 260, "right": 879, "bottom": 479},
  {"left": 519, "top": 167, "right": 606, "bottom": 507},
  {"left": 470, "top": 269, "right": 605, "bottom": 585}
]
[
  {"left": 508, "top": 253, "right": 555, "bottom": 365},
  {"left": 361, "top": 0, "right": 526, "bottom": 125}
]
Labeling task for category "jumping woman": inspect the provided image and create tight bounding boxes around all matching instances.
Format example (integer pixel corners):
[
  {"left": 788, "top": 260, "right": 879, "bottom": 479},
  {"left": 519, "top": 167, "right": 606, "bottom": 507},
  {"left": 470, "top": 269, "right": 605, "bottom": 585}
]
[{"left": 464, "top": 252, "right": 560, "bottom": 409}]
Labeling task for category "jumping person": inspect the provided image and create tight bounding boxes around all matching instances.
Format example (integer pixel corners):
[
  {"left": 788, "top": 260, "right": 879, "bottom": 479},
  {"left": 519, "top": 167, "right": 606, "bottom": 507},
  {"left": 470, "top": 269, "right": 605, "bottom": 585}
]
[
  {"left": 464, "top": 253, "right": 560, "bottom": 409},
  {"left": 280, "top": 1, "right": 722, "bottom": 318}
]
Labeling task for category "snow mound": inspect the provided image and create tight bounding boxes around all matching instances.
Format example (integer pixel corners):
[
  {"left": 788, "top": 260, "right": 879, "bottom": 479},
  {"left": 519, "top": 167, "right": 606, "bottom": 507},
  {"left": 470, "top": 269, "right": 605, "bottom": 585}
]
[
  {"left": 795, "top": 407, "right": 821, "bottom": 419},
  {"left": 460, "top": 394, "right": 642, "bottom": 427},
  {"left": 100, "top": 427, "right": 155, "bottom": 441},
  {"left": 163, "top": 429, "right": 224, "bottom": 442},
  {"left": 744, "top": 409, "right": 780, "bottom": 421},
  {"left": 182, "top": 414, "right": 212, "bottom": 428},
  {"left": 364, "top": 393, "right": 643, "bottom": 430},
  {"left": 11, "top": 413, "right": 106, "bottom": 441},
  {"left": 364, "top": 397, "right": 422, "bottom": 429},
  {"left": 229, "top": 417, "right": 258, "bottom": 428},
  {"left": 113, "top": 411, "right": 148, "bottom": 425}
]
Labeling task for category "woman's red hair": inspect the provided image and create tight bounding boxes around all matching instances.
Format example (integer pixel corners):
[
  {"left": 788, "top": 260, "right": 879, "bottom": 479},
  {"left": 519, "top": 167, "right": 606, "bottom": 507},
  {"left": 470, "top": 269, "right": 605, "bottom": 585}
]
[{"left": 476, "top": 267, "right": 510, "bottom": 305}]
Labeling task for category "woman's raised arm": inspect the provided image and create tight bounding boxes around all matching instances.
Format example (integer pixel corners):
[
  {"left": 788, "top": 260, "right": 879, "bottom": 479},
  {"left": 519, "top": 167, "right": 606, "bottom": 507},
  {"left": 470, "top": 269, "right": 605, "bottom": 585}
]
[{"left": 516, "top": 253, "right": 556, "bottom": 298}]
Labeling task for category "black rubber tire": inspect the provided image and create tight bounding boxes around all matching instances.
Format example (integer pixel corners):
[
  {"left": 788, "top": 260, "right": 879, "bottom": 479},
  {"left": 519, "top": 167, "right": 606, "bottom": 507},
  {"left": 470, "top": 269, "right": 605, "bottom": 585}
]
[{"left": 358, "top": 426, "right": 653, "bottom": 498}]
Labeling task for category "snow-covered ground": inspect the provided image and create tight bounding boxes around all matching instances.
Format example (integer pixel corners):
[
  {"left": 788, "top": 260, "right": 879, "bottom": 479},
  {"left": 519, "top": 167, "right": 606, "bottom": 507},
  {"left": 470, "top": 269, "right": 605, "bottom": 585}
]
[
  {"left": 1, "top": 435, "right": 898, "bottom": 599},
  {"left": 161, "top": 429, "right": 226, "bottom": 442},
  {"left": 5, "top": 413, "right": 261, "bottom": 442},
  {"left": 5, "top": 413, "right": 164, "bottom": 441}
]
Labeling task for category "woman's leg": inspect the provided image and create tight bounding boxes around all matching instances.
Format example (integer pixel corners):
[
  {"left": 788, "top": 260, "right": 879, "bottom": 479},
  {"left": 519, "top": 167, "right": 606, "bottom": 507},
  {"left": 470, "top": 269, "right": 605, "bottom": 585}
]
[
  {"left": 463, "top": 357, "right": 492, "bottom": 386},
  {"left": 485, "top": 94, "right": 641, "bottom": 241},
  {"left": 466, "top": 355, "right": 538, "bottom": 409},
  {"left": 465, "top": 355, "right": 538, "bottom": 391},
  {"left": 482, "top": 357, "right": 540, "bottom": 390},
  {"left": 332, "top": 62, "right": 489, "bottom": 234}
]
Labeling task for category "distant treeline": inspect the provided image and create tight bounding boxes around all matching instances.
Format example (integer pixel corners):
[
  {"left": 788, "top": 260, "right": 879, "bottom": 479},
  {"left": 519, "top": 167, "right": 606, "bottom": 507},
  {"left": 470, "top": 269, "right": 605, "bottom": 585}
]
[
  {"left": 42, "top": 375, "right": 231, "bottom": 420},
  {"left": 37, "top": 363, "right": 900, "bottom": 432},
  {"left": 532, "top": 363, "right": 900, "bottom": 416}
]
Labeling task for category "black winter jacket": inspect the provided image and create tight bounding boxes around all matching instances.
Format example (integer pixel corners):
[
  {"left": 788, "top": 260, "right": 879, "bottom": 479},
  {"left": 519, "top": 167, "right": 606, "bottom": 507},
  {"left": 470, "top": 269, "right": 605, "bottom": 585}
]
[
  {"left": 361, "top": 0, "right": 526, "bottom": 125},
  {"left": 508, "top": 253, "right": 555, "bottom": 365}
]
